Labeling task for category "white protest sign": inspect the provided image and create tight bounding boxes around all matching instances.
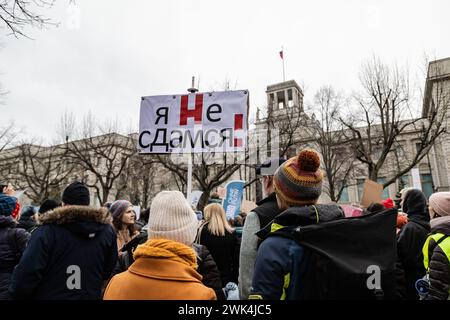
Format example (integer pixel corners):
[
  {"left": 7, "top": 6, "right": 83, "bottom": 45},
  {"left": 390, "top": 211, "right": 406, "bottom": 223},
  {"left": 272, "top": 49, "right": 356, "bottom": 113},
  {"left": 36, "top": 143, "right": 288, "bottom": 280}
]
[
  {"left": 411, "top": 168, "right": 422, "bottom": 190},
  {"left": 138, "top": 90, "right": 248, "bottom": 153},
  {"left": 133, "top": 205, "right": 141, "bottom": 221}
]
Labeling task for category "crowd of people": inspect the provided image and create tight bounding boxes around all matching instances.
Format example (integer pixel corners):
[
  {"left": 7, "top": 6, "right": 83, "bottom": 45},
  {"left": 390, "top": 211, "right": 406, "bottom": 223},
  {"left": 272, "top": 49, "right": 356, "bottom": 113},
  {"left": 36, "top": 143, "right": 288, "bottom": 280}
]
[{"left": 0, "top": 148, "right": 449, "bottom": 300}]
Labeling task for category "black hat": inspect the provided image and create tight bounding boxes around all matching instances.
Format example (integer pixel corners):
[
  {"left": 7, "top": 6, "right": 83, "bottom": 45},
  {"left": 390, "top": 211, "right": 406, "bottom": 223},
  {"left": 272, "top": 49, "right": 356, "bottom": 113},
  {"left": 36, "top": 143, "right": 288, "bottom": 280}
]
[
  {"left": 62, "top": 182, "right": 90, "bottom": 206},
  {"left": 256, "top": 158, "right": 287, "bottom": 176},
  {"left": 20, "top": 205, "right": 37, "bottom": 217},
  {"left": 39, "top": 199, "right": 60, "bottom": 214}
]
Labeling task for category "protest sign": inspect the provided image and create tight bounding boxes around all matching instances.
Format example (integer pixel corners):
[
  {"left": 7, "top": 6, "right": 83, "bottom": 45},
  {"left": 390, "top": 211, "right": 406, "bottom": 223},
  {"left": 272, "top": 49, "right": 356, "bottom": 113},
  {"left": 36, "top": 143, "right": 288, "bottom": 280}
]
[
  {"left": 222, "top": 180, "right": 245, "bottom": 220},
  {"left": 411, "top": 168, "right": 422, "bottom": 190},
  {"left": 138, "top": 90, "right": 249, "bottom": 153},
  {"left": 360, "top": 178, "right": 383, "bottom": 207}
]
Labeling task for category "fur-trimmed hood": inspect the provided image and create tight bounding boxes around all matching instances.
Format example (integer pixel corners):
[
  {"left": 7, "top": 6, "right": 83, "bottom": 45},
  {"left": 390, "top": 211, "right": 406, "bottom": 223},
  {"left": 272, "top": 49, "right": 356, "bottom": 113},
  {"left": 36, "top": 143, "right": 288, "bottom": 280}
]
[
  {"left": 38, "top": 205, "right": 111, "bottom": 225},
  {"left": 37, "top": 205, "right": 112, "bottom": 239}
]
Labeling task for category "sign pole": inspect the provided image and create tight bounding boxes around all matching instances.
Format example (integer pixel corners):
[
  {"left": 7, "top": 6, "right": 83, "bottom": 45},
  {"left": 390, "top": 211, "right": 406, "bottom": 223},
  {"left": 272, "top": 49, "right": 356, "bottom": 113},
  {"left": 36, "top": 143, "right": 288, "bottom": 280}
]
[
  {"left": 187, "top": 153, "right": 192, "bottom": 202},
  {"left": 186, "top": 76, "right": 198, "bottom": 200}
]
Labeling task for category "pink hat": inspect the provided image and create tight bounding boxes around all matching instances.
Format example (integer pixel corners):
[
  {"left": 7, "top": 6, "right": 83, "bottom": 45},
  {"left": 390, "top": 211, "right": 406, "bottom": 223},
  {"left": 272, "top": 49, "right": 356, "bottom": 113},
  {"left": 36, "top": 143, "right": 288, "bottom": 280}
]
[{"left": 429, "top": 192, "right": 450, "bottom": 217}]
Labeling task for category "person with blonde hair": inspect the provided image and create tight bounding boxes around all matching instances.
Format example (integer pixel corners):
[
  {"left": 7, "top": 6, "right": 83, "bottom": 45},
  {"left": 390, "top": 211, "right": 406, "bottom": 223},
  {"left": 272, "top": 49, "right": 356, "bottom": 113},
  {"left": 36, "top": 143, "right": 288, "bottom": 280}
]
[{"left": 197, "top": 203, "right": 240, "bottom": 286}]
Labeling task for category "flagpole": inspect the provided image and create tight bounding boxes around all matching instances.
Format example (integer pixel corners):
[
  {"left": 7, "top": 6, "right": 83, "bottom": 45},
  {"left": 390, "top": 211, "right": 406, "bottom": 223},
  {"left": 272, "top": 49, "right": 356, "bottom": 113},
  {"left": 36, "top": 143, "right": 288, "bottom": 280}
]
[{"left": 282, "top": 46, "right": 285, "bottom": 82}]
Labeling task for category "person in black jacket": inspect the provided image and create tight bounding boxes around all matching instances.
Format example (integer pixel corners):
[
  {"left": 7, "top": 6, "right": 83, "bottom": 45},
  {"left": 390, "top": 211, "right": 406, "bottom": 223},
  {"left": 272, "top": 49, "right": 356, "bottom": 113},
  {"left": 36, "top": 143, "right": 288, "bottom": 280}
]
[
  {"left": 197, "top": 203, "right": 240, "bottom": 286},
  {"left": 9, "top": 182, "right": 118, "bottom": 300},
  {"left": 0, "top": 194, "right": 30, "bottom": 300},
  {"left": 396, "top": 188, "right": 430, "bottom": 300},
  {"left": 239, "top": 157, "right": 286, "bottom": 299}
]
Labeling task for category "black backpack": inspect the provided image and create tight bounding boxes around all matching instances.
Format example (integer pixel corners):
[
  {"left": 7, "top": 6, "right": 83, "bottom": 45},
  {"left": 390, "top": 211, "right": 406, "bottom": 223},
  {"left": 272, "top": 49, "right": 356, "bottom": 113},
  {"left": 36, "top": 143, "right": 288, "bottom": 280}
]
[{"left": 266, "top": 208, "right": 398, "bottom": 300}]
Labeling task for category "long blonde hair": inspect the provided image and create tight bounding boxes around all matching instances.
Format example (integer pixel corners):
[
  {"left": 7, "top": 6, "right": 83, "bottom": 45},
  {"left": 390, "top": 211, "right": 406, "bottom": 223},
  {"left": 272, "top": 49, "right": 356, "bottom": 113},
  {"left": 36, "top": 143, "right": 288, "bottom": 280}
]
[{"left": 203, "top": 203, "right": 234, "bottom": 237}]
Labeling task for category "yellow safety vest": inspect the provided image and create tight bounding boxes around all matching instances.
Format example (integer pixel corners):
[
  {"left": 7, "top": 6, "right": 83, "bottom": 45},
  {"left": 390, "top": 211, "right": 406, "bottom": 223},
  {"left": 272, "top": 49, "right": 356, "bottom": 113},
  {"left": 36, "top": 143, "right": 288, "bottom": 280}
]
[{"left": 422, "top": 232, "right": 450, "bottom": 298}]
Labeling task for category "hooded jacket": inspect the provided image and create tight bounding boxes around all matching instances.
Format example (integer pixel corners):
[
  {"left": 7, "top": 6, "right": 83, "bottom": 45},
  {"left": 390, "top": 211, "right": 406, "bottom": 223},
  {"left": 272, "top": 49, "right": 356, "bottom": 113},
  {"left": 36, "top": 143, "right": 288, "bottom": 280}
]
[
  {"left": 9, "top": 206, "right": 118, "bottom": 300},
  {"left": 396, "top": 189, "right": 430, "bottom": 300},
  {"left": 103, "top": 239, "right": 216, "bottom": 300},
  {"left": 0, "top": 215, "right": 30, "bottom": 299},
  {"left": 250, "top": 204, "right": 344, "bottom": 300},
  {"left": 423, "top": 216, "right": 450, "bottom": 300}
]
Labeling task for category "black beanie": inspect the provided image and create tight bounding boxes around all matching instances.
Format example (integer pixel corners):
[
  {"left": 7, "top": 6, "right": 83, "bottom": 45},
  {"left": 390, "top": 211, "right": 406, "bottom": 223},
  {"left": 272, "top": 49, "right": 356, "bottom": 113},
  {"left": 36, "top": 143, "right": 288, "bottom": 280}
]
[{"left": 62, "top": 182, "right": 90, "bottom": 206}]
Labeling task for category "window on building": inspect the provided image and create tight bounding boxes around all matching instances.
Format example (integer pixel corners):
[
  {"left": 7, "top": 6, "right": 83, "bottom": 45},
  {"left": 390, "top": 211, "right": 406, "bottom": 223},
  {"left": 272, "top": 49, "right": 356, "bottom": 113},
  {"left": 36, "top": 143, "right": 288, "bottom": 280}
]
[
  {"left": 277, "top": 91, "right": 286, "bottom": 109},
  {"left": 415, "top": 142, "right": 423, "bottom": 154},
  {"left": 287, "top": 89, "right": 294, "bottom": 107},
  {"left": 420, "top": 173, "right": 434, "bottom": 199},
  {"left": 339, "top": 185, "right": 349, "bottom": 203},
  {"left": 269, "top": 93, "right": 275, "bottom": 110},
  {"left": 357, "top": 178, "right": 365, "bottom": 201},
  {"left": 395, "top": 143, "right": 406, "bottom": 157},
  {"left": 377, "top": 177, "right": 390, "bottom": 199}
]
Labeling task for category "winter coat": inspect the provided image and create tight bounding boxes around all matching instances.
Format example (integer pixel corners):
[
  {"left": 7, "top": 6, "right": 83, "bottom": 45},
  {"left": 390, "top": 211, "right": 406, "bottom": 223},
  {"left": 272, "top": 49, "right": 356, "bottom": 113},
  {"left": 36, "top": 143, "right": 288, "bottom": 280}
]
[
  {"left": 396, "top": 189, "right": 431, "bottom": 300},
  {"left": 250, "top": 204, "right": 344, "bottom": 299},
  {"left": 112, "top": 230, "right": 225, "bottom": 299},
  {"left": 423, "top": 216, "right": 450, "bottom": 300},
  {"left": 198, "top": 222, "right": 240, "bottom": 285},
  {"left": 0, "top": 216, "right": 30, "bottom": 300},
  {"left": 239, "top": 192, "right": 280, "bottom": 299},
  {"left": 9, "top": 205, "right": 118, "bottom": 300},
  {"left": 103, "top": 239, "right": 216, "bottom": 300}
]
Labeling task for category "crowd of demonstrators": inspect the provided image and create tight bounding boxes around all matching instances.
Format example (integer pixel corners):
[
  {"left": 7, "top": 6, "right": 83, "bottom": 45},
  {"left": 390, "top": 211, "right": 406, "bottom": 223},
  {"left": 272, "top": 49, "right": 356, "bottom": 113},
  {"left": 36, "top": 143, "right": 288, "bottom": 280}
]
[
  {"left": 9, "top": 182, "right": 118, "bottom": 300},
  {"left": 238, "top": 157, "right": 285, "bottom": 299},
  {"left": 104, "top": 191, "right": 216, "bottom": 300},
  {"left": 0, "top": 186, "right": 30, "bottom": 300},
  {"left": 1, "top": 147, "right": 449, "bottom": 301},
  {"left": 196, "top": 203, "right": 240, "bottom": 288},
  {"left": 109, "top": 200, "right": 139, "bottom": 255},
  {"left": 421, "top": 192, "right": 450, "bottom": 300}
]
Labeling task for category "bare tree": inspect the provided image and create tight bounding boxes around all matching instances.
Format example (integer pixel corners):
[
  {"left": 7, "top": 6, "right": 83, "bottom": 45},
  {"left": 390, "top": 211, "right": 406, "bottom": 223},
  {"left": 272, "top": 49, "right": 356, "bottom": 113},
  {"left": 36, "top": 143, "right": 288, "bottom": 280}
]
[
  {"left": 15, "top": 141, "right": 74, "bottom": 203},
  {"left": 118, "top": 153, "right": 158, "bottom": 208},
  {"left": 307, "top": 86, "right": 357, "bottom": 202},
  {"left": 0, "top": 120, "right": 18, "bottom": 153},
  {"left": 0, "top": 0, "right": 57, "bottom": 38},
  {"left": 155, "top": 152, "right": 242, "bottom": 211},
  {"left": 340, "top": 56, "right": 449, "bottom": 188},
  {"left": 63, "top": 113, "right": 136, "bottom": 205}
]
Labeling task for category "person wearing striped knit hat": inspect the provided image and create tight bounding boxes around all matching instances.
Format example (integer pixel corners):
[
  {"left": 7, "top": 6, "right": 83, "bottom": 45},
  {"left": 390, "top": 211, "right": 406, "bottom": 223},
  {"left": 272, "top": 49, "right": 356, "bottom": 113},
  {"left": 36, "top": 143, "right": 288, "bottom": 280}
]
[{"left": 249, "top": 149, "right": 345, "bottom": 300}]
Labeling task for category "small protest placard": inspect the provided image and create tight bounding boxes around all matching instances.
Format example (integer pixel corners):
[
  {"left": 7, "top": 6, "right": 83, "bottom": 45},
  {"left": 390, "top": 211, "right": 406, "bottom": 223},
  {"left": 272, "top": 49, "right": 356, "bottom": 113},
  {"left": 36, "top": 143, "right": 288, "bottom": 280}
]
[{"left": 360, "top": 178, "right": 383, "bottom": 208}]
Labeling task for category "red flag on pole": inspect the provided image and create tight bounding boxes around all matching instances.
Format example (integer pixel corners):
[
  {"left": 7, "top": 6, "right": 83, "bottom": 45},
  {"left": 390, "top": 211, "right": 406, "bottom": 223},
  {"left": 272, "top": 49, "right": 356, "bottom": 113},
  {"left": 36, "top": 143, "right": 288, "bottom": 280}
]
[{"left": 279, "top": 50, "right": 284, "bottom": 59}]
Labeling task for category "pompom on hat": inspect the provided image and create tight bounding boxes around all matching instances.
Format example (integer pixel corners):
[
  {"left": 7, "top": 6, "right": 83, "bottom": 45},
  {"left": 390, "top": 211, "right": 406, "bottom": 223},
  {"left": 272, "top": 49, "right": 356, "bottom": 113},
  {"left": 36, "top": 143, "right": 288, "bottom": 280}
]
[{"left": 273, "top": 149, "right": 323, "bottom": 206}]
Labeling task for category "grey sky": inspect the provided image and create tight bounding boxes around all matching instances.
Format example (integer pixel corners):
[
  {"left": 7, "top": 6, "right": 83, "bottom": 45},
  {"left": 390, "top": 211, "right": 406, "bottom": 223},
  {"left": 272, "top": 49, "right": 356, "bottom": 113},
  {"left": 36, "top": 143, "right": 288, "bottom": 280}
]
[{"left": 1, "top": 0, "right": 450, "bottom": 143}]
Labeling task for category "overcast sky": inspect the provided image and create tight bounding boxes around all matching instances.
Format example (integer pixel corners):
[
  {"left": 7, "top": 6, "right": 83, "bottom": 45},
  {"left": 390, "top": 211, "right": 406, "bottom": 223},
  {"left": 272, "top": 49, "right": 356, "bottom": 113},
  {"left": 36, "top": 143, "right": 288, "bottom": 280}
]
[{"left": 1, "top": 0, "right": 450, "bottom": 144}]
